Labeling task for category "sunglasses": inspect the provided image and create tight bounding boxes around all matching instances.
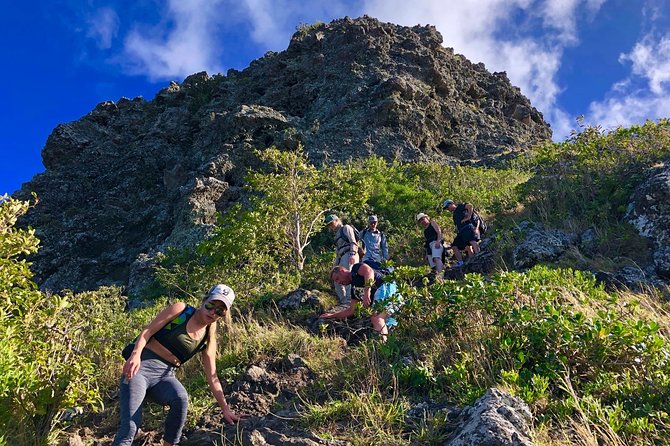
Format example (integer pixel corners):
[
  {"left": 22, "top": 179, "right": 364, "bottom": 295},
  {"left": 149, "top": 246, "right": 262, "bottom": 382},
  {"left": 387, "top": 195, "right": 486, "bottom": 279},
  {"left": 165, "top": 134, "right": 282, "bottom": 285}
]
[{"left": 203, "top": 301, "right": 227, "bottom": 317}]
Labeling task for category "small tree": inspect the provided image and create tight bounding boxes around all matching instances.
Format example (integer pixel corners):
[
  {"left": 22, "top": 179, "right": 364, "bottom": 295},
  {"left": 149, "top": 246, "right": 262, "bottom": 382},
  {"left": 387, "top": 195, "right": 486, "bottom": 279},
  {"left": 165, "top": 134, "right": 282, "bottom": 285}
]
[{"left": 247, "top": 145, "right": 369, "bottom": 271}]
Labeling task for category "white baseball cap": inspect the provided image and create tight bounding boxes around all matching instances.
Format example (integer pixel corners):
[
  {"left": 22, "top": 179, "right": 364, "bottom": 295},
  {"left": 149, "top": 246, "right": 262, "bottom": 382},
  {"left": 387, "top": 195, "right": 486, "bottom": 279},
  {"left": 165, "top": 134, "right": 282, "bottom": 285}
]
[{"left": 206, "top": 284, "right": 235, "bottom": 309}]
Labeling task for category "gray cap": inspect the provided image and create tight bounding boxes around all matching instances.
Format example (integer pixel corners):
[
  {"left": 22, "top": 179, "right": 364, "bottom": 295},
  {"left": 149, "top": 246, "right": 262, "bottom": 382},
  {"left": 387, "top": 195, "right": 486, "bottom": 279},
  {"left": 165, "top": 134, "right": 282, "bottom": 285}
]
[
  {"left": 368, "top": 215, "right": 378, "bottom": 223},
  {"left": 324, "top": 214, "right": 339, "bottom": 225},
  {"left": 206, "top": 284, "right": 235, "bottom": 309},
  {"left": 443, "top": 199, "right": 454, "bottom": 209}
]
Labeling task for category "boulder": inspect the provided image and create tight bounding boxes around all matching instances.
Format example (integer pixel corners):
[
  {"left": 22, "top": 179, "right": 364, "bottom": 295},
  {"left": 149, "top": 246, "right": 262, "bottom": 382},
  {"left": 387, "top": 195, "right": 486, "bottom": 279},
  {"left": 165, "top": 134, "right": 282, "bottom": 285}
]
[
  {"left": 182, "top": 415, "right": 350, "bottom": 446},
  {"left": 594, "top": 266, "right": 667, "bottom": 292},
  {"left": 180, "top": 356, "right": 340, "bottom": 446},
  {"left": 278, "top": 289, "right": 322, "bottom": 310},
  {"left": 578, "top": 228, "right": 598, "bottom": 253},
  {"left": 444, "top": 388, "right": 534, "bottom": 446},
  {"left": 513, "top": 225, "right": 578, "bottom": 269},
  {"left": 227, "top": 356, "right": 315, "bottom": 417}
]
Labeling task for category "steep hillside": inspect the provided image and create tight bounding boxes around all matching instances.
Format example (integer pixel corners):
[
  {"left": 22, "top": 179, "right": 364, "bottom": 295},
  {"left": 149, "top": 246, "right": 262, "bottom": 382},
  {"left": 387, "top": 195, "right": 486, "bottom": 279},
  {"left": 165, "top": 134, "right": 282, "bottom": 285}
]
[{"left": 16, "top": 16, "right": 550, "bottom": 293}]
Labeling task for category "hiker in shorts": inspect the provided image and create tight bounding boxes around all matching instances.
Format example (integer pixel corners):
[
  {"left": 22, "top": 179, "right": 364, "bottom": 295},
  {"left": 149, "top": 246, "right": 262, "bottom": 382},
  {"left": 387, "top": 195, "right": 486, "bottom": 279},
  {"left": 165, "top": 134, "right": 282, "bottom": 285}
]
[
  {"left": 443, "top": 199, "right": 481, "bottom": 267},
  {"left": 416, "top": 213, "right": 444, "bottom": 275},
  {"left": 360, "top": 214, "right": 389, "bottom": 270},
  {"left": 325, "top": 214, "right": 360, "bottom": 305},
  {"left": 320, "top": 263, "right": 401, "bottom": 343}
]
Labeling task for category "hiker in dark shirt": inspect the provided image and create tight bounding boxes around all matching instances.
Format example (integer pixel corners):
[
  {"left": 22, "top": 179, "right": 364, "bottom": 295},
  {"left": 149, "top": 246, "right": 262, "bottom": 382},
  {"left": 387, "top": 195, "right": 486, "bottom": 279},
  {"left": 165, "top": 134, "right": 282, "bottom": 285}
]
[
  {"left": 320, "top": 263, "right": 400, "bottom": 343},
  {"left": 416, "top": 212, "right": 445, "bottom": 275},
  {"left": 443, "top": 199, "right": 481, "bottom": 266}
]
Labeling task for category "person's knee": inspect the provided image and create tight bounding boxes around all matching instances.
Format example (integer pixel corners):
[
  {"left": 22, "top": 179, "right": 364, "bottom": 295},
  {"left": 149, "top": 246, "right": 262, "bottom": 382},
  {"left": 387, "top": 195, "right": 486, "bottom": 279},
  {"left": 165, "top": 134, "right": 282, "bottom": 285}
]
[
  {"left": 371, "top": 314, "right": 386, "bottom": 332},
  {"left": 171, "top": 387, "right": 189, "bottom": 411}
]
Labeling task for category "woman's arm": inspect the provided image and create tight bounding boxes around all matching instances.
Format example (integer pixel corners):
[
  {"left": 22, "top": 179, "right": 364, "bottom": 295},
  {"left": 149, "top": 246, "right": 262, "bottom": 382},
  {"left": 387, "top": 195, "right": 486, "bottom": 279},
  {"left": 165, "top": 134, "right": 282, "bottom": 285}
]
[
  {"left": 201, "top": 332, "right": 245, "bottom": 424},
  {"left": 122, "top": 302, "right": 187, "bottom": 380}
]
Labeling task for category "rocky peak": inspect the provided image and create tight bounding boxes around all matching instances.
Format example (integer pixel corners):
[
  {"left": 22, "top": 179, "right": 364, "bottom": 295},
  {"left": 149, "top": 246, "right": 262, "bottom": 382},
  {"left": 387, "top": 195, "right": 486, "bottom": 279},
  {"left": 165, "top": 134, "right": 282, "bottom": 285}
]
[{"left": 17, "top": 16, "right": 551, "bottom": 293}]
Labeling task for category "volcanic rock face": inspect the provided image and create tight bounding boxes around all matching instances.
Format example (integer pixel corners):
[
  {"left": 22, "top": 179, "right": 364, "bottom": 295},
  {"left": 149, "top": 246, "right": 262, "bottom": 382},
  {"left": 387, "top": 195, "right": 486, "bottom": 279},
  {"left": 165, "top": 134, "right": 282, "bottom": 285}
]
[
  {"left": 627, "top": 165, "right": 670, "bottom": 279},
  {"left": 17, "top": 16, "right": 551, "bottom": 293}
]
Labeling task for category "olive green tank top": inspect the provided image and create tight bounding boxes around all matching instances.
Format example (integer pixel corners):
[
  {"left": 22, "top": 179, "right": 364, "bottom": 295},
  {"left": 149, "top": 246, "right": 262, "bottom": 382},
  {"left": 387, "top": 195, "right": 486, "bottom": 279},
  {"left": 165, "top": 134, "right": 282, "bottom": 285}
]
[{"left": 152, "top": 305, "right": 209, "bottom": 364}]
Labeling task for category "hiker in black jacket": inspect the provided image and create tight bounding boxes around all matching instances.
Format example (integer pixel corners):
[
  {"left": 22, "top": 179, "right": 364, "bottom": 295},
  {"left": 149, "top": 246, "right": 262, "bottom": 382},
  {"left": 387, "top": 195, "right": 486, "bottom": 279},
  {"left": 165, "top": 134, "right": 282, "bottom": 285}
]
[{"left": 443, "top": 199, "right": 481, "bottom": 267}]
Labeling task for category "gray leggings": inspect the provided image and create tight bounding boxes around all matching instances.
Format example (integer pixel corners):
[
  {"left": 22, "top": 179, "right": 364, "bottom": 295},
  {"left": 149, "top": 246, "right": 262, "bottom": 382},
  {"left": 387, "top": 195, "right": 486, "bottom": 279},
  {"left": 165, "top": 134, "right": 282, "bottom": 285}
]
[{"left": 111, "top": 350, "right": 188, "bottom": 446}]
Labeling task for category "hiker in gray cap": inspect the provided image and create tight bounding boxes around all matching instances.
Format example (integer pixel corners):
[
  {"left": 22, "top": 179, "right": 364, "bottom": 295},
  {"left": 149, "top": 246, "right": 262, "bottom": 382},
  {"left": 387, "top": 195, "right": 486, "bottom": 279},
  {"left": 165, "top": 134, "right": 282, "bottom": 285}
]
[
  {"left": 325, "top": 214, "right": 360, "bottom": 305},
  {"left": 360, "top": 215, "right": 388, "bottom": 270}
]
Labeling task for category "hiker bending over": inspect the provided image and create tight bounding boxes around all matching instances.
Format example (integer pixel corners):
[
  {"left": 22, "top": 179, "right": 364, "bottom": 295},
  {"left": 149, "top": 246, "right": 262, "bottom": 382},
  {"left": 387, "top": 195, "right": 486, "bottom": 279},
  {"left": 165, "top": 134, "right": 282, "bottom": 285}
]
[
  {"left": 112, "top": 284, "right": 245, "bottom": 446},
  {"left": 325, "top": 214, "right": 360, "bottom": 305},
  {"left": 416, "top": 212, "right": 444, "bottom": 275},
  {"left": 321, "top": 263, "right": 401, "bottom": 343},
  {"left": 443, "top": 199, "right": 481, "bottom": 266},
  {"left": 360, "top": 214, "right": 389, "bottom": 270}
]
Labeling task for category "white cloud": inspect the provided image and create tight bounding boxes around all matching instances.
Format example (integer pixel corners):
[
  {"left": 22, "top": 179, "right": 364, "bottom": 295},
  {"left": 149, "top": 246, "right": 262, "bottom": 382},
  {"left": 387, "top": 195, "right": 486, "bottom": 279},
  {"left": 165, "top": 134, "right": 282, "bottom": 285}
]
[
  {"left": 86, "top": 7, "right": 119, "bottom": 49},
  {"left": 620, "top": 34, "right": 670, "bottom": 95},
  {"left": 239, "top": 0, "right": 299, "bottom": 49},
  {"left": 118, "top": 0, "right": 353, "bottom": 80},
  {"left": 540, "top": 0, "right": 581, "bottom": 44},
  {"left": 642, "top": 1, "right": 667, "bottom": 22},
  {"left": 587, "top": 32, "right": 670, "bottom": 130},
  {"left": 586, "top": 0, "right": 606, "bottom": 11},
  {"left": 588, "top": 94, "right": 670, "bottom": 130},
  {"left": 121, "top": 0, "right": 227, "bottom": 80}
]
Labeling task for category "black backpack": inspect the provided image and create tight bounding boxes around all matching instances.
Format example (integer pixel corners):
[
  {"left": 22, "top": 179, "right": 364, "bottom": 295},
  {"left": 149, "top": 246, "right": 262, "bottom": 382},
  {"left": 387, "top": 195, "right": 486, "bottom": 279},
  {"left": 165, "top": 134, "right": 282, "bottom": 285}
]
[{"left": 472, "top": 211, "right": 488, "bottom": 235}]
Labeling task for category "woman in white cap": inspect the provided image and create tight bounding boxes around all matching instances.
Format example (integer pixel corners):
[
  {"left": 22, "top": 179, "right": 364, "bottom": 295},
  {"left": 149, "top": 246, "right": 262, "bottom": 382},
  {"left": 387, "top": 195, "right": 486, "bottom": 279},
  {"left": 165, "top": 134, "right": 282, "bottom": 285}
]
[
  {"left": 112, "top": 284, "right": 245, "bottom": 446},
  {"left": 416, "top": 213, "right": 444, "bottom": 276}
]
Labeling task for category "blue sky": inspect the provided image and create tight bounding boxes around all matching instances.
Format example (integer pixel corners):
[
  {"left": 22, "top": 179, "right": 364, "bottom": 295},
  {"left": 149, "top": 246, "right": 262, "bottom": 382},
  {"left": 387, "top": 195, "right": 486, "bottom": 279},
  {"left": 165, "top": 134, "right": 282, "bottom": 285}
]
[{"left": 2, "top": 0, "right": 669, "bottom": 195}]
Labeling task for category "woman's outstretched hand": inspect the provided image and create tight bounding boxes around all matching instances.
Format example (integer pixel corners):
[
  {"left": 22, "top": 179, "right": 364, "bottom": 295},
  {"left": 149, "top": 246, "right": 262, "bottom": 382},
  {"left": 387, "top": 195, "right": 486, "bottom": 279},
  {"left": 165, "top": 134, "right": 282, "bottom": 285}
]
[{"left": 222, "top": 407, "right": 248, "bottom": 424}]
